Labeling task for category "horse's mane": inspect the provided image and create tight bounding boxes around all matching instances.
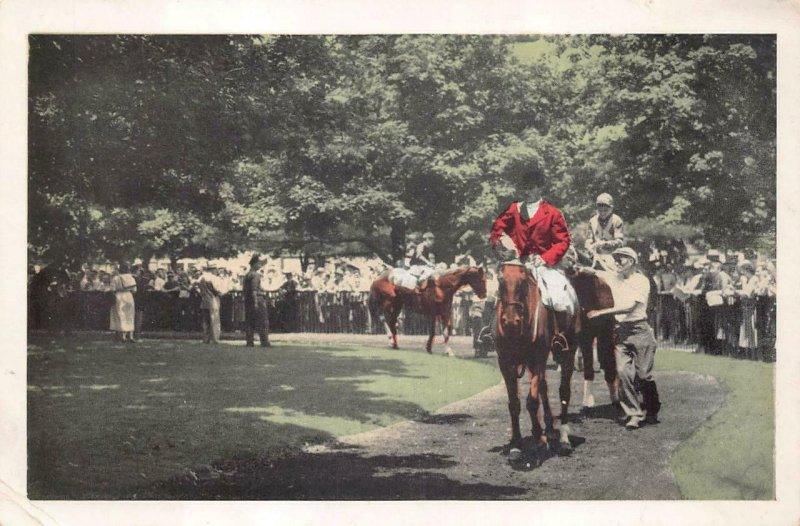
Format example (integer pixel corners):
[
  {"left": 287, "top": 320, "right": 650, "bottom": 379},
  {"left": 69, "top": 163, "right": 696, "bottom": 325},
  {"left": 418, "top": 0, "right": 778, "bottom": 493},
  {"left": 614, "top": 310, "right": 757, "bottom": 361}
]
[{"left": 435, "top": 266, "right": 480, "bottom": 287}]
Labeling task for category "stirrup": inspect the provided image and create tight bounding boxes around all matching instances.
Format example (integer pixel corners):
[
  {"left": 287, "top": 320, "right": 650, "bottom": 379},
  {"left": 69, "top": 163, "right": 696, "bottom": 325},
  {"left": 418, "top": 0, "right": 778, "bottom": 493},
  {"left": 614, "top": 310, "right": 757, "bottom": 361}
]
[{"left": 551, "top": 332, "right": 569, "bottom": 353}]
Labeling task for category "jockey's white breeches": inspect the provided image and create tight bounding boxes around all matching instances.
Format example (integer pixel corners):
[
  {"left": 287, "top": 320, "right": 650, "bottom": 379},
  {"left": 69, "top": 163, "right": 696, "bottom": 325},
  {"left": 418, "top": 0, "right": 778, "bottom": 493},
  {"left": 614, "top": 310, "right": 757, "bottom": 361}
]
[
  {"left": 526, "top": 264, "right": 579, "bottom": 315},
  {"left": 408, "top": 265, "right": 435, "bottom": 285}
]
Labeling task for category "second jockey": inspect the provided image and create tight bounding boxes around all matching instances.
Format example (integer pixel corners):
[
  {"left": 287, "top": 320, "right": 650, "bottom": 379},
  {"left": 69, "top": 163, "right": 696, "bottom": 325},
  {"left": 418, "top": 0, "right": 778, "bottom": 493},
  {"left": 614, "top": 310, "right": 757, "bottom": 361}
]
[
  {"left": 489, "top": 169, "right": 578, "bottom": 315},
  {"left": 408, "top": 231, "right": 437, "bottom": 292}
]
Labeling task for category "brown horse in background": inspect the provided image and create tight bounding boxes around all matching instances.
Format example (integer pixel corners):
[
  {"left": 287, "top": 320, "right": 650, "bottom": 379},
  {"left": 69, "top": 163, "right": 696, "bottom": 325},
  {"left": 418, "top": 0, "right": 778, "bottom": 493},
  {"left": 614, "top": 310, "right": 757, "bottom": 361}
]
[
  {"left": 369, "top": 266, "right": 487, "bottom": 353},
  {"left": 495, "top": 263, "right": 580, "bottom": 460}
]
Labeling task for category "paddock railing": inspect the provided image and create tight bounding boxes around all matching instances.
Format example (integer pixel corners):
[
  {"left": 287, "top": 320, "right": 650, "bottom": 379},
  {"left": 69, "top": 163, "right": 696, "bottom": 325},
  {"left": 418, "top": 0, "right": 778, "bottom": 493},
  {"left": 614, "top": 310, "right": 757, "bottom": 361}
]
[{"left": 29, "top": 289, "right": 776, "bottom": 361}]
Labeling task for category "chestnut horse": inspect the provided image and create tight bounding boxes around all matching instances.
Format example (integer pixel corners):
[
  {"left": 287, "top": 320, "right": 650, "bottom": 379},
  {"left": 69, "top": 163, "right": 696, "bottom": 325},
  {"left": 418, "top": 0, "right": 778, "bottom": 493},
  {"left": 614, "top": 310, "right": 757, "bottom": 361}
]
[
  {"left": 495, "top": 263, "right": 582, "bottom": 459},
  {"left": 495, "top": 265, "right": 616, "bottom": 460},
  {"left": 369, "top": 266, "right": 487, "bottom": 353}
]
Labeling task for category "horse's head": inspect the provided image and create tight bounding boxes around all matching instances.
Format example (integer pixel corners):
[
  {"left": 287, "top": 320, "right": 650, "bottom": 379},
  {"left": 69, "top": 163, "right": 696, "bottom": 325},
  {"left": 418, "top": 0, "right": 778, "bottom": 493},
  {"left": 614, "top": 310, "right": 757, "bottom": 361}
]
[
  {"left": 497, "top": 264, "right": 536, "bottom": 339},
  {"left": 465, "top": 266, "right": 487, "bottom": 299}
]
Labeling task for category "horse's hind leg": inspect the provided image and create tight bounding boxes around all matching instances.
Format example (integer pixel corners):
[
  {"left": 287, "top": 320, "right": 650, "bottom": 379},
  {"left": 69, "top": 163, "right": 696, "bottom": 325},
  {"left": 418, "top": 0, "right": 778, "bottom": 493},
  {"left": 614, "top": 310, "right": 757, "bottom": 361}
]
[
  {"left": 388, "top": 303, "right": 401, "bottom": 349},
  {"left": 538, "top": 370, "right": 555, "bottom": 438},
  {"left": 425, "top": 316, "right": 437, "bottom": 353}
]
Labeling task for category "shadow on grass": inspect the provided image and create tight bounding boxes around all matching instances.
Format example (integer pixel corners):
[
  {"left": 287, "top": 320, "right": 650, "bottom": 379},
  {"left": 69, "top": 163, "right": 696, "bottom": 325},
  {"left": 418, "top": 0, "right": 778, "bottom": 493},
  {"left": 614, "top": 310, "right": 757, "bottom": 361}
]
[
  {"left": 136, "top": 449, "right": 527, "bottom": 500},
  {"left": 27, "top": 335, "right": 493, "bottom": 499}
]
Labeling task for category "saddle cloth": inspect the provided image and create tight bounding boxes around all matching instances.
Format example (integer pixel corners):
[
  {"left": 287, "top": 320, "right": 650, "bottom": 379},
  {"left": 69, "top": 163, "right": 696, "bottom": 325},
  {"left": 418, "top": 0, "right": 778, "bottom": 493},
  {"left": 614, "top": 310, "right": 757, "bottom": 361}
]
[{"left": 389, "top": 268, "right": 421, "bottom": 289}]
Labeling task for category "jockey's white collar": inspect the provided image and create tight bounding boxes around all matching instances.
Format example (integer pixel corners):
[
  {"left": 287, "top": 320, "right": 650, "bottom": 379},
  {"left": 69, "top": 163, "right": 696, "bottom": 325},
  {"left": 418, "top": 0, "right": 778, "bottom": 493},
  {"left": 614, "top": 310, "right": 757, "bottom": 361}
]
[{"left": 524, "top": 199, "right": 542, "bottom": 216}]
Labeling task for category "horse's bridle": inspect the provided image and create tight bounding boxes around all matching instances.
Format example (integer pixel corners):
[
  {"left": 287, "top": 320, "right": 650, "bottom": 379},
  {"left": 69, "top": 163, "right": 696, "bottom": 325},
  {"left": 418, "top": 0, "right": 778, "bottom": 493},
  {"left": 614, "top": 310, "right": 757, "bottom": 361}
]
[{"left": 498, "top": 262, "right": 531, "bottom": 308}]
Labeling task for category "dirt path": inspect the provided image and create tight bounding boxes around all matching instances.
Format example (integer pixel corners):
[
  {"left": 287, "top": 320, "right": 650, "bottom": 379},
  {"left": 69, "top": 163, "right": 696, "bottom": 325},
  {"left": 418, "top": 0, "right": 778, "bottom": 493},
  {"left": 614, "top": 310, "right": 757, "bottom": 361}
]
[{"left": 145, "top": 335, "right": 724, "bottom": 500}]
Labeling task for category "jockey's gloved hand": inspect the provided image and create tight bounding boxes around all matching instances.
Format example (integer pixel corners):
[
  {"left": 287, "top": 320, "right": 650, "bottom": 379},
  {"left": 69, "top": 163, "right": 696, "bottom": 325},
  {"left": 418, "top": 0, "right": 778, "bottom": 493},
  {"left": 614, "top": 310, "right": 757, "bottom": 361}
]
[{"left": 531, "top": 255, "right": 545, "bottom": 267}]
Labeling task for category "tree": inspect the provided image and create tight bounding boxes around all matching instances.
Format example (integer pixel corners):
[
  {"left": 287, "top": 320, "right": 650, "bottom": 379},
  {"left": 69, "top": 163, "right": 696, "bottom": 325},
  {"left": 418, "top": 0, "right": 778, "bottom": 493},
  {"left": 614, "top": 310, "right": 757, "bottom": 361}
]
[
  {"left": 29, "top": 34, "right": 776, "bottom": 267},
  {"left": 28, "top": 35, "right": 282, "bottom": 264},
  {"left": 568, "top": 35, "right": 775, "bottom": 249}
]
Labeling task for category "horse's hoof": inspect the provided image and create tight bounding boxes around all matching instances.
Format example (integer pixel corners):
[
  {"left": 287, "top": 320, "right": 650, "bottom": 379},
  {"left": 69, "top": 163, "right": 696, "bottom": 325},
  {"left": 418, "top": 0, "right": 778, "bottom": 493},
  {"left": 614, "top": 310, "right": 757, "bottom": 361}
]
[
  {"left": 558, "top": 441, "right": 573, "bottom": 456},
  {"left": 508, "top": 448, "right": 522, "bottom": 462}
]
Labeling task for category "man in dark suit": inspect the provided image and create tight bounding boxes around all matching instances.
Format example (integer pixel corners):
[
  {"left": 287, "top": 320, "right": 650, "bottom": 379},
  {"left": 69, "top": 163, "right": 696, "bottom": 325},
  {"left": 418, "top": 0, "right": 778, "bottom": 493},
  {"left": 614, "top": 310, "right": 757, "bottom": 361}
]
[{"left": 243, "top": 254, "right": 271, "bottom": 347}]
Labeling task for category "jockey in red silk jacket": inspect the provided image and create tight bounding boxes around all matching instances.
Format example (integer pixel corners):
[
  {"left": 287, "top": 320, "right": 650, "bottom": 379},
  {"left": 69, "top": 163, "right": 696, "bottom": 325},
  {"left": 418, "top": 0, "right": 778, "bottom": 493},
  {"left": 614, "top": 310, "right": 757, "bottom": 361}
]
[{"left": 489, "top": 200, "right": 572, "bottom": 267}]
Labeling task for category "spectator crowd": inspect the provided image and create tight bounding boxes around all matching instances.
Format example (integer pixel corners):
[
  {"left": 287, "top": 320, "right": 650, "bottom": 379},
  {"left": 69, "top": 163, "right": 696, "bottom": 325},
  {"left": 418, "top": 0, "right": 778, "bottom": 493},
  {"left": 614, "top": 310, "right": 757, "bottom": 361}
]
[
  {"left": 28, "top": 225, "right": 776, "bottom": 362},
  {"left": 648, "top": 249, "right": 777, "bottom": 361}
]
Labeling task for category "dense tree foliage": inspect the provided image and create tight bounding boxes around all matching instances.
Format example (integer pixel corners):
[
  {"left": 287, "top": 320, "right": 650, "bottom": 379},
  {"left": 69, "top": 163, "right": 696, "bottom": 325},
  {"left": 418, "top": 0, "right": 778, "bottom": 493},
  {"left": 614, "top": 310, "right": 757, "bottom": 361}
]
[{"left": 28, "top": 34, "right": 776, "bottom": 267}]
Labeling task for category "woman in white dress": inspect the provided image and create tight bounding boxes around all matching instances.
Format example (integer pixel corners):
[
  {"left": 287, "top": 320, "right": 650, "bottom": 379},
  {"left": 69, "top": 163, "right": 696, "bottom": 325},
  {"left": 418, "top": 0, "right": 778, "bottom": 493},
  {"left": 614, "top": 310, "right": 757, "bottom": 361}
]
[{"left": 110, "top": 262, "right": 137, "bottom": 343}]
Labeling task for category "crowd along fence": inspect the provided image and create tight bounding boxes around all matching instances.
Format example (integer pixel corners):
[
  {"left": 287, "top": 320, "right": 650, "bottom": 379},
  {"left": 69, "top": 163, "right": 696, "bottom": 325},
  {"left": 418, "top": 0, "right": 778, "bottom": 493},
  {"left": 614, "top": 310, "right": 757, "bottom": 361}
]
[{"left": 29, "top": 289, "right": 775, "bottom": 361}]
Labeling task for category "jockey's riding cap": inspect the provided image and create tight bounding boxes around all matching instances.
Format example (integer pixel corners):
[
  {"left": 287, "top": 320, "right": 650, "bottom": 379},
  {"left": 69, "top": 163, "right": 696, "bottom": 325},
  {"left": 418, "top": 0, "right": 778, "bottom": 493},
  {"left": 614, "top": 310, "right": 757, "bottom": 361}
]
[
  {"left": 596, "top": 193, "right": 614, "bottom": 207},
  {"left": 612, "top": 247, "right": 638, "bottom": 264}
]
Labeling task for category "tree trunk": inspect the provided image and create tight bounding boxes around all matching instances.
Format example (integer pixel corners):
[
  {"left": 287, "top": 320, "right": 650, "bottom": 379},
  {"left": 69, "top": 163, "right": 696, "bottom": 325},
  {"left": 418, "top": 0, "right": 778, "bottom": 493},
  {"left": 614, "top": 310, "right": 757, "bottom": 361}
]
[
  {"left": 390, "top": 221, "right": 407, "bottom": 266},
  {"left": 300, "top": 252, "right": 310, "bottom": 273}
]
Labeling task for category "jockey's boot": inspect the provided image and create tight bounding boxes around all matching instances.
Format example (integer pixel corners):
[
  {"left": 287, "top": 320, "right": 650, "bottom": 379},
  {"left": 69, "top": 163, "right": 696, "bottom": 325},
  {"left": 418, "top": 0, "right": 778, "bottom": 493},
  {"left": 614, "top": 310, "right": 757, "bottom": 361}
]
[{"left": 582, "top": 380, "right": 595, "bottom": 408}]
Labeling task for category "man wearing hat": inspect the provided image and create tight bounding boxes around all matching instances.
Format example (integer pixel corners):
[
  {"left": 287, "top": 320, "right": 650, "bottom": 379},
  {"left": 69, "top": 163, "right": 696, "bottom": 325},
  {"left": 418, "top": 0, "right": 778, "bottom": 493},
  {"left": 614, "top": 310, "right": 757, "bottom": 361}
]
[
  {"left": 197, "top": 263, "right": 230, "bottom": 344},
  {"left": 279, "top": 271, "right": 299, "bottom": 332},
  {"left": 243, "top": 254, "right": 271, "bottom": 347},
  {"left": 587, "top": 247, "right": 661, "bottom": 430}
]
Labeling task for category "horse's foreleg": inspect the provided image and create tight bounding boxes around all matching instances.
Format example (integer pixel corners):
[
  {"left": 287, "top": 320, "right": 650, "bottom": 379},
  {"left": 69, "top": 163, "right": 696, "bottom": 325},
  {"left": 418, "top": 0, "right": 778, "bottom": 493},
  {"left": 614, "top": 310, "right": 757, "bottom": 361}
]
[
  {"left": 444, "top": 313, "right": 453, "bottom": 344},
  {"left": 501, "top": 362, "right": 523, "bottom": 450},
  {"left": 381, "top": 306, "right": 393, "bottom": 343},
  {"left": 441, "top": 312, "right": 455, "bottom": 356},
  {"left": 526, "top": 369, "right": 545, "bottom": 445},
  {"left": 558, "top": 347, "right": 575, "bottom": 426}
]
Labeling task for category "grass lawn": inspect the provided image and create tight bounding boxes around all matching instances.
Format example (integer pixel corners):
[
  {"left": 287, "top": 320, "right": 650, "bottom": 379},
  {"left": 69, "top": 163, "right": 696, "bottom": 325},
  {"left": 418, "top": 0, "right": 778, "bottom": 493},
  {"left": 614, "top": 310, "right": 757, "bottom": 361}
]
[
  {"left": 27, "top": 335, "right": 499, "bottom": 499},
  {"left": 656, "top": 349, "right": 774, "bottom": 499}
]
